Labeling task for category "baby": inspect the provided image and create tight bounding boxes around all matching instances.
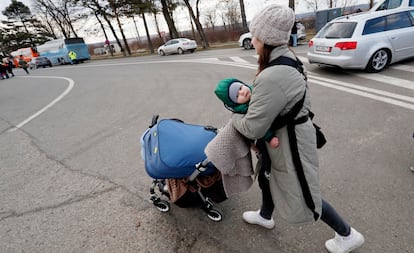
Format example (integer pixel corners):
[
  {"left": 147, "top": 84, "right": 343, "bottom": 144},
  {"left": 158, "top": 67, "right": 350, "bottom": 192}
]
[{"left": 215, "top": 78, "right": 279, "bottom": 148}]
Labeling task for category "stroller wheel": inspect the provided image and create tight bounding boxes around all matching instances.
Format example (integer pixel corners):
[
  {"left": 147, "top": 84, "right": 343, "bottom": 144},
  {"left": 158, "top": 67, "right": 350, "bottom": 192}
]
[
  {"left": 207, "top": 209, "right": 222, "bottom": 222},
  {"left": 155, "top": 200, "right": 170, "bottom": 212}
]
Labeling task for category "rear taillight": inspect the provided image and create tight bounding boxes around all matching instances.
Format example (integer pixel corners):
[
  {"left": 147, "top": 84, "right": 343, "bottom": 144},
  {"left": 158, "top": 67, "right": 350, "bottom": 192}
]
[
  {"left": 334, "top": 42, "right": 357, "bottom": 50},
  {"left": 308, "top": 40, "right": 314, "bottom": 47}
]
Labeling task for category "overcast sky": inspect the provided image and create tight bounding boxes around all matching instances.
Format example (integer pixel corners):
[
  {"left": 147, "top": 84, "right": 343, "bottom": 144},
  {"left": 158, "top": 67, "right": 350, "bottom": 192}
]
[
  {"left": 0, "top": 0, "right": 378, "bottom": 44},
  {"left": 0, "top": 0, "right": 327, "bottom": 20}
]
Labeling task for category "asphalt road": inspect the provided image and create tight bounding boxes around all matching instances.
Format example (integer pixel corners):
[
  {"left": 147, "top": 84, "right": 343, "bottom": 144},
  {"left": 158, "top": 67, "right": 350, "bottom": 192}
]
[{"left": 1, "top": 45, "right": 413, "bottom": 253}]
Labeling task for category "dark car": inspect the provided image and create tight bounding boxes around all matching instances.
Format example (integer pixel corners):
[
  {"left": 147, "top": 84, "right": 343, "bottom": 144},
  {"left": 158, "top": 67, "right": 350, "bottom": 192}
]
[{"left": 28, "top": 56, "right": 52, "bottom": 69}]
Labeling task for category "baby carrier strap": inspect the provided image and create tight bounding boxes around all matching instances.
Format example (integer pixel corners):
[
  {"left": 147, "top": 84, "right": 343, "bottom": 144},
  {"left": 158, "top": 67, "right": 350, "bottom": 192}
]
[
  {"left": 265, "top": 55, "right": 308, "bottom": 132},
  {"left": 264, "top": 56, "right": 320, "bottom": 221},
  {"left": 270, "top": 90, "right": 307, "bottom": 131},
  {"left": 265, "top": 55, "right": 307, "bottom": 81}
]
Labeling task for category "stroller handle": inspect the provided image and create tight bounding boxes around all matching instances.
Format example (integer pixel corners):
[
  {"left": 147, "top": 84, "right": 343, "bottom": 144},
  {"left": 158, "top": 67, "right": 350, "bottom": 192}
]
[{"left": 189, "top": 159, "right": 210, "bottom": 181}]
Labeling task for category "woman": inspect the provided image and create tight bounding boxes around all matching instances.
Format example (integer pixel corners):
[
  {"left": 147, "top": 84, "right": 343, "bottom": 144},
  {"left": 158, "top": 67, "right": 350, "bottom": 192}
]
[{"left": 231, "top": 5, "right": 364, "bottom": 253}]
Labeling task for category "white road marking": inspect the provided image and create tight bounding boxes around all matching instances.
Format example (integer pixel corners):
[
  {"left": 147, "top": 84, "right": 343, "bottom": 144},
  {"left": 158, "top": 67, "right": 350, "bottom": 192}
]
[
  {"left": 33, "top": 58, "right": 413, "bottom": 112},
  {"left": 229, "top": 56, "right": 249, "bottom": 63},
  {"left": 390, "top": 65, "right": 414, "bottom": 72},
  {"left": 309, "top": 78, "right": 414, "bottom": 110},
  {"left": 351, "top": 73, "right": 414, "bottom": 90},
  {"left": 8, "top": 76, "right": 75, "bottom": 132},
  {"left": 309, "top": 75, "right": 414, "bottom": 103},
  {"left": 177, "top": 59, "right": 414, "bottom": 111},
  {"left": 297, "top": 55, "right": 308, "bottom": 63}
]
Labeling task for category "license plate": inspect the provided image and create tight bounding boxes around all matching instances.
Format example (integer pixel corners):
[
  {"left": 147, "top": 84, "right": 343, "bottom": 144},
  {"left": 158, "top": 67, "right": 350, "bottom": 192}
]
[{"left": 316, "top": 46, "right": 331, "bottom": 52}]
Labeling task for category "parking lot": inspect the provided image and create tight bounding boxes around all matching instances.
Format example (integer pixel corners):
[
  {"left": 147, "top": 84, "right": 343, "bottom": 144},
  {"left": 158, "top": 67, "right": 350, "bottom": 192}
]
[{"left": 0, "top": 46, "right": 413, "bottom": 252}]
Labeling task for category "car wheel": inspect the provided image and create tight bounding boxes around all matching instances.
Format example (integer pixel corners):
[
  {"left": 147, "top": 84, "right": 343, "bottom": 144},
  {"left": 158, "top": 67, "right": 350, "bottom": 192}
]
[
  {"left": 159, "top": 50, "right": 165, "bottom": 56},
  {"left": 243, "top": 38, "right": 252, "bottom": 50},
  {"left": 190, "top": 49, "right": 195, "bottom": 53},
  {"left": 365, "top": 49, "right": 390, "bottom": 73},
  {"left": 177, "top": 48, "right": 184, "bottom": 54}
]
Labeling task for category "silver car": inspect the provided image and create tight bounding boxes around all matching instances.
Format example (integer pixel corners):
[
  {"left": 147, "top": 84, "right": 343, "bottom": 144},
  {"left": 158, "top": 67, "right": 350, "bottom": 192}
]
[
  {"left": 307, "top": 8, "right": 414, "bottom": 72},
  {"left": 157, "top": 38, "right": 197, "bottom": 56},
  {"left": 28, "top": 56, "right": 52, "bottom": 69},
  {"left": 238, "top": 22, "right": 306, "bottom": 50}
]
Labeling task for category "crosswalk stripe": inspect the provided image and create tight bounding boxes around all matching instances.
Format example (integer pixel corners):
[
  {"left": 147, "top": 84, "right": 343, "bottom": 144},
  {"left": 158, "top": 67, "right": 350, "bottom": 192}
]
[
  {"left": 297, "top": 55, "right": 308, "bottom": 64},
  {"left": 351, "top": 73, "right": 414, "bottom": 90},
  {"left": 173, "top": 58, "right": 413, "bottom": 110},
  {"left": 389, "top": 65, "right": 414, "bottom": 72},
  {"left": 229, "top": 56, "right": 249, "bottom": 63},
  {"left": 309, "top": 78, "right": 414, "bottom": 110},
  {"left": 309, "top": 75, "right": 414, "bottom": 103}
]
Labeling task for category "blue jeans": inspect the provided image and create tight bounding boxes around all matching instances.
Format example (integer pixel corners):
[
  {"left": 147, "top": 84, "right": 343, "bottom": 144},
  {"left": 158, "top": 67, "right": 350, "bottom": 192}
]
[{"left": 291, "top": 34, "right": 298, "bottom": 47}]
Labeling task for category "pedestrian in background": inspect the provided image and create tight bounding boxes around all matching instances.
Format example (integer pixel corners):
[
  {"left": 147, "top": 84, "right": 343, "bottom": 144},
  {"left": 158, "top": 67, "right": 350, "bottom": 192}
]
[
  {"left": 0, "top": 61, "right": 8, "bottom": 79},
  {"left": 18, "top": 55, "right": 29, "bottom": 74},
  {"left": 4, "top": 57, "right": 15, "bottom": 77},
  {"left": 231, "top": 5, "right": 364, "bottom": 253},
  {"left": 291, "top": 21, "right": 298, "bottom": 47},
  {"left": 68, "top": 50, "right": 77, "bottom": 64}
]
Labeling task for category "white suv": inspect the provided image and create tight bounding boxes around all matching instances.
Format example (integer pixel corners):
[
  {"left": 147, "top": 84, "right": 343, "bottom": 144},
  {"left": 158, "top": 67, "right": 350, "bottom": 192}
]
[
  {"left": 307, "top": 8, "right": 414, "bottom": 72},
  {"left": 238, "top": 22, "right": 306, "bottom": 50},
  {"left": 370, "top": 0, "right": 414, "bottom": 11}
]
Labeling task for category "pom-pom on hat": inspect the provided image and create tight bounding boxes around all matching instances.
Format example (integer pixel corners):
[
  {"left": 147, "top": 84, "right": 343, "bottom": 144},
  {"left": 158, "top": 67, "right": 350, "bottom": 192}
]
[{"left": 249, "top": 4, "right": 295, "bottom": 46}]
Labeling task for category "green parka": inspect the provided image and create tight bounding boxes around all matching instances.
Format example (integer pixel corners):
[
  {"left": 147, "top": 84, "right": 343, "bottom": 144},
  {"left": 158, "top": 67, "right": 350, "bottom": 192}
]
[{"left": 231, "top": 45, "right": 322, "bottom": 225}]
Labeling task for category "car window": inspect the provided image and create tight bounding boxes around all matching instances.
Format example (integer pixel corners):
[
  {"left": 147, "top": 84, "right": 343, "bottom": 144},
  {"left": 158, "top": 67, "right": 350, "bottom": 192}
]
[
  {"left": 363, "top": 16, "right": 386, "bottom": 34},
  {"left": 317, "top": 22, "right": 357, "bottom": 38},
  {"left": 386, "top": 12, "right": 413, "bottom": 30},
  {"left": 410, "top": 0, "right": 414, "bottom": 6},
  {"left": 376, "top": 0, "right": 403, "bottom": 10}
]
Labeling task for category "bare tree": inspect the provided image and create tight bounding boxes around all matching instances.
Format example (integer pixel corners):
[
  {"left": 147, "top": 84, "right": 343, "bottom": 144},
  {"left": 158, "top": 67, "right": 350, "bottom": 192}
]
[
  {"left": 108, "top": 0, "right": 131, "bottom": 55},
  {"left": 75, "top": 0, "right": 126, "bottom": 55},
  {"left": 159, "top": 0, "right": 179, "bottom": 39},
  {"left": 217, "top": 3, "right": 227, "bottom": 31},
  {"left": 33, "top": 0, "right": 80, "bottom": 38},
  {"left": 56, "top": 0, "right": 79, "bottom": 37},
  {"left": 93, "top": 10, "right": 113, "bottom": 56},
  {"left": 204, "top": 8, "right": 216, "bottom": 31},
  {"left": 289, "top": 0, "right": 295, "bottom": 10},
  {"left": 3, "top": 0, "right": 35, "bottom": 45},
  {"left": 32, "top": 6, "right": 58, "bottom": 39},
  {"left": 303, "top": 0, "right": 320, "bottom": 12},
  {"left": 218, "top": 0, "right": 240, "bottom": 30},
  {"left": 239, "top": 0, "right": 247, "bottom": 32},
  {"left": 148, "top": 0, "right": 163, "bottom": 40},
  {"left": 182, "top": 0, "right": 209, "bottom": 48}
]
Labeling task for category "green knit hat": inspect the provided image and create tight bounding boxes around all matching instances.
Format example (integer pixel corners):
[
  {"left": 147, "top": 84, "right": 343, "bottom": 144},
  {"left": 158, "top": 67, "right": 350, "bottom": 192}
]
[{"left": 214, "top": 78, "right": 252, "bottom": 113}]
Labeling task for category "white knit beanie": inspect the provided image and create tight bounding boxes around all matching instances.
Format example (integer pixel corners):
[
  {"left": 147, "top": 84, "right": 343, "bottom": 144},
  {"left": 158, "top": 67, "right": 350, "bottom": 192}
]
[{"left": 249, "top": 5, "right": 295, "bottom": 46}]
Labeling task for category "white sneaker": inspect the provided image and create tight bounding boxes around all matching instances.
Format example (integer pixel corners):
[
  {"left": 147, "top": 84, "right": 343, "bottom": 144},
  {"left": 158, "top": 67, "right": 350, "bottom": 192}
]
[
  {"left": 242, "top": 210, "right": 275, "bottom": 229},
  {"left": 325, "top": 227, "right": 365, "bottom": 253}
]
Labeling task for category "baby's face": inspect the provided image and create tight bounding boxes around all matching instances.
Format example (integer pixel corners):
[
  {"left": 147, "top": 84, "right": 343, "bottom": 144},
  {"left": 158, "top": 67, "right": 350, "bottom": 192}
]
[{"left": 237, "top": 85, "right": 251, "bottom": 104}]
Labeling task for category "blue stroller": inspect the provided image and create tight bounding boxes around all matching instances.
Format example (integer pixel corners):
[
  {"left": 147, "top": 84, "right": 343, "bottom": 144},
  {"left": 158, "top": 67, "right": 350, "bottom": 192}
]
[{"left": 140, "top": 115, "right": 227, "bottom": 222}]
